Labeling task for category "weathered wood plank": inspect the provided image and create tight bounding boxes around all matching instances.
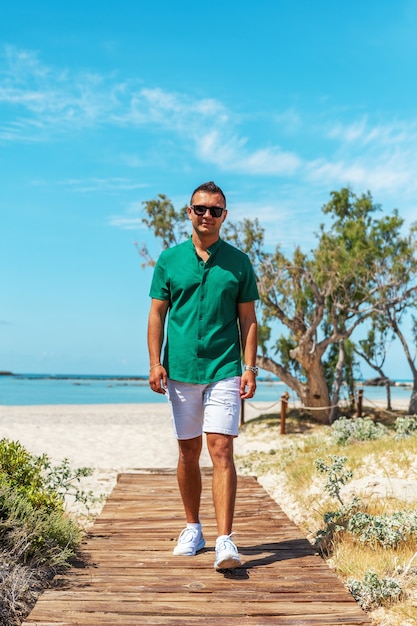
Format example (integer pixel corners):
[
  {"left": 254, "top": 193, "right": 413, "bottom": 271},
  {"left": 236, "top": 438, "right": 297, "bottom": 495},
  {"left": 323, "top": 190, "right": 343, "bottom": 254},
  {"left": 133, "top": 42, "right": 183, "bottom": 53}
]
[{"left": 23, "top": 472, "right": 371, "bottom": 625}]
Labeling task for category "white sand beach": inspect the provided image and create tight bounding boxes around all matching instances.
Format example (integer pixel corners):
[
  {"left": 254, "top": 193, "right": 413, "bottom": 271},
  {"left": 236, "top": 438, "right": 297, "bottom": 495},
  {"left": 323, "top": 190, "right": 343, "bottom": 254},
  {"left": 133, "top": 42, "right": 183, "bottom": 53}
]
[
  {"left": 0, "top": 400, "right": 283, "bottom": 468},
  {"left": 0, "top": 396, "right": 413, "bottom": 521},
  {"left": 0, "top": 401, "right": 281, "bottom": 519}
]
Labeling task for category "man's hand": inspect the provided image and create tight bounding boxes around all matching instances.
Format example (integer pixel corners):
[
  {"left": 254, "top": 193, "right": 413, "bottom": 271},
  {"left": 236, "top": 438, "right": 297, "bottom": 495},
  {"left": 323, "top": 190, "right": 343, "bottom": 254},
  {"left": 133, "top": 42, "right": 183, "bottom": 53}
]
[
  {"left": 149, "top": 365, "right": 167, "bottom": 394},
  {"left": 240, "top": 371, "right": 256, "bottom": 399}
]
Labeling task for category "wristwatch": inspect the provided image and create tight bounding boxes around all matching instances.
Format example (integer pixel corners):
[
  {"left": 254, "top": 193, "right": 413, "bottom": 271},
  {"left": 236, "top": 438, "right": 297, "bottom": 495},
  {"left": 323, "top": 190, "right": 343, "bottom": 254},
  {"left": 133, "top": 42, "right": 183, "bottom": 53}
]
[{"left": 244, "top": 365, "right": 259, "bottom": 376}]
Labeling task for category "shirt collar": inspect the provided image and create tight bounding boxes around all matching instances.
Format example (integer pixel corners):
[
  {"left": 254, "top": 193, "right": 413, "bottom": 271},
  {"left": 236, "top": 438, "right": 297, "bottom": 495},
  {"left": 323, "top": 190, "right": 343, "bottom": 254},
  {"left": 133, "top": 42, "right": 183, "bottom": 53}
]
[
  {"left": 189, "top": 236, "right": 223, "bottom": 258},
  {"left": 207, "top": 237, "right": 223, "bottom": 256}
]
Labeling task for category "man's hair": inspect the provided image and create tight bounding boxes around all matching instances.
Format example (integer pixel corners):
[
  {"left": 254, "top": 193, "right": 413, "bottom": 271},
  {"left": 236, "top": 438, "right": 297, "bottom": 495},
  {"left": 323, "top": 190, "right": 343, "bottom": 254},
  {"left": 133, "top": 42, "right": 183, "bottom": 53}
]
[{"left": 190, "top": 181, "right": 226, "bottom": 207}]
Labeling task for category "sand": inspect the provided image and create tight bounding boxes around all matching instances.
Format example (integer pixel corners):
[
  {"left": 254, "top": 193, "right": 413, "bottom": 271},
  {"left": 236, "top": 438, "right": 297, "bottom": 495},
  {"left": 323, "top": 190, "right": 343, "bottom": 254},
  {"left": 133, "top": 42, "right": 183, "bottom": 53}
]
[
  {"left": 0, "top": 401, "right": 282, "bottom": 468},
  {"left": 0, "top": 400, "right": 280, "bottom": 520},
  {"left": 0, "top": 396, "right": 414, "bottom": 522}
]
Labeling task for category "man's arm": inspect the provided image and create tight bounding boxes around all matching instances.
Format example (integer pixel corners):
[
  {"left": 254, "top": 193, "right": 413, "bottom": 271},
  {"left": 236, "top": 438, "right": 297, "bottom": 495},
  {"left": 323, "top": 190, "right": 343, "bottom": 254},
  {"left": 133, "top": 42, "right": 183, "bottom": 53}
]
[
  {"left": 237, "top": 300, "right": 258, "bottom": 399},
  {"left": 147, "top": 298, "right": 169, "bottom": 394}
]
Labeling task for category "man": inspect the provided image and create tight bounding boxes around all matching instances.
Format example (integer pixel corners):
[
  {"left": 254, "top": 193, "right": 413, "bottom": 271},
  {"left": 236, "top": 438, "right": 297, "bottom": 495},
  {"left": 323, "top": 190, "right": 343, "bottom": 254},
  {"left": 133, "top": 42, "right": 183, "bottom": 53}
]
[{"left": 147, "top": 181, "right": 258, "bottom": 570}]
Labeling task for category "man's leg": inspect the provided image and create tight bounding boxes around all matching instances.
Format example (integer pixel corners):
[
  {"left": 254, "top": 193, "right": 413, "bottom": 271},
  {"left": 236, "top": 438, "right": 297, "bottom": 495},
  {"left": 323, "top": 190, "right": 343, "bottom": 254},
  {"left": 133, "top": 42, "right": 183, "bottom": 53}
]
[
  {"left": 206, "top": 433, "right": 237, "bottom": 536},
  {"left": 207, "top": 432, "right": 241, "bottom": 569},
  {"left": 177, "top": 436, "right": 203, "bottom": 523},
  {"left": 172, "top": 435, "right": 206, "bottom": 556}
]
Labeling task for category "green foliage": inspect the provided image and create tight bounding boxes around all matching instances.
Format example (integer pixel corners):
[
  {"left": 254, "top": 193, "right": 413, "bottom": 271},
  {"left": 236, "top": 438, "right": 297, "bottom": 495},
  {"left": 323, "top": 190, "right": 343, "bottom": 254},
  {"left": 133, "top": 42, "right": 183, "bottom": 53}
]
[
  {"left": 314, "top": 500, "right": 361, "bottom": 552},
  {"left": 142, "top": 194, "right": 189, "bottom": 248},
  {"left": 275, "top": 335, "right": 302, "bottom": 375},
  {"left": 314, "top": 455, "right": 353, "bottom": 504},
  {"left": 0, "top": 439, "right": 97, "bottom": 625},
  {"left": 348, "top": 509, "right": 417, "bottom": 549},
  {"left": 394, "top": 415, "right": 417, "bottom": 439},
  {"left": 0, "top": 439, "right": 61, "bottom": 510},
  {"left": 314, "top": 451, "right": 417, "bottom": 570},
  {"left": 0, "top": 438, "right": 95, "bottom": 566},
  {"left": 330, "top": 416, "right": 388, "bottom": 445},
  {"left": 0, "top": 438, "right": 95, "bottom": 511},
  {"left": 139, "top": 194, "right": 189, "bottom": 266},
  {"left": 313, "top": 455, "right": 362, "bottom": 553},
  {"left": 0, "top": 478, "right": 82, "bottom": 566},
  {"left": 347, "top": 570, "right": 403, "bottom": 610}
]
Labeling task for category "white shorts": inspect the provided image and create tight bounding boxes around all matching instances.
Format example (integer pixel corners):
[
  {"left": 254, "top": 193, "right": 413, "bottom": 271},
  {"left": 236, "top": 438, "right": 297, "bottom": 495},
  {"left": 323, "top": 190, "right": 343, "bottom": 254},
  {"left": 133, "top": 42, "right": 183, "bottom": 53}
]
[{"left": 166, "top": 376, "right": 241, "bottom": 440}]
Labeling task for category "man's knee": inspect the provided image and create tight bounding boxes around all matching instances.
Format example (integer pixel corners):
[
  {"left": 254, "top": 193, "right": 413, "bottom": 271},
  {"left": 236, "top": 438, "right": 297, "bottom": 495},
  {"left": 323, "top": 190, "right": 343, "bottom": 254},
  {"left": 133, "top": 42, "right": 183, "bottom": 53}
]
[
  {"left": 178, "top": 436, "right": 202, "bottom": 464},
  {"left": 207, "top": 433, "right": 234, "bottom": 464}
]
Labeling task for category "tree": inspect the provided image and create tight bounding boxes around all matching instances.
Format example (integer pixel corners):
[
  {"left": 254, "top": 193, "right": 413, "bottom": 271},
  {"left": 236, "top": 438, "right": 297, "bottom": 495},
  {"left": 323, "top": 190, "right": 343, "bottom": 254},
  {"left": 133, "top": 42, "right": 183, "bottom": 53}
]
[
  {"left": 368, "top": 236, "right": 417, "bottom": 415},
  {"left": 352, "top": 321, "right": 393, "bottom": 411},
  {"left": 136, "top": 194, "right": 189, "bottom": 267},
  {"left": 140, "top": 188, "right": 417, "bottom": 422}
]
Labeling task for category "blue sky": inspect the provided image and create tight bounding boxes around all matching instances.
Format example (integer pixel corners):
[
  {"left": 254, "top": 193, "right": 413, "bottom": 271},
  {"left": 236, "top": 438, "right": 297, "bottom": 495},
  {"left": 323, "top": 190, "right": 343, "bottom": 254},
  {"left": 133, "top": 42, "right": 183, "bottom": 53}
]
[{"left": 1, "top": 1, "right": 416, "bottom": 378}]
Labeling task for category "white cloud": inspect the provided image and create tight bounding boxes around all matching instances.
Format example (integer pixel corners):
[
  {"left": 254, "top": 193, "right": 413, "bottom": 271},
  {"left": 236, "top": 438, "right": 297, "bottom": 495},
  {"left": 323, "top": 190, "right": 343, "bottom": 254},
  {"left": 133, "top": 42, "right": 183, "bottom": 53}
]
[
  {"left": 196, "top": 131, "right": 301, "bottom": 176},
  {"left": 107, "top": 215, "right": 143, "bottom": 230},
  {"left": 57, "top": 178, "right": 148, "bottom": 193},
  {"left": 3, "top": 45, "right": 417, "bottom": 213},
  {"left": 0, "top": 46, "right": 300, "bottom": 177}
]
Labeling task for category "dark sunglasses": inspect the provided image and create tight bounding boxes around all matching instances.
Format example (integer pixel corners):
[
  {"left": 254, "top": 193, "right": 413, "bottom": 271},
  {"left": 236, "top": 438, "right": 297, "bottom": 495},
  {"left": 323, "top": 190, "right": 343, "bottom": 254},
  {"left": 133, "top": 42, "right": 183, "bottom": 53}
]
[{"left": 190, "top": 204, "right": 225, "bottom": 218}]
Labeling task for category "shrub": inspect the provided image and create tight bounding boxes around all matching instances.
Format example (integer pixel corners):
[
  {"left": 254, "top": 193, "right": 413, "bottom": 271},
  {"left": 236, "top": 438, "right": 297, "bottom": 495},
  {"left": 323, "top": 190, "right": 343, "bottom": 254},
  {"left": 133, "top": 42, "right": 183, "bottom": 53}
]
[
  {"left": 394, "top": 416, "right": 417, "bottom": 439},
  {"left": 348, "top": 509, "right": 417, "bottom": 549},
  {"left": 0, "top": 439, "right": 93, "bottom": 565},
  {"left": 314, "top": 455, "right": 362, "bottom": 554},
  {"left": 330, "top": 416, "right": 387, "bottom": 445},
  {"left": 0, "top": 438, "right": 96, "bottom": 511},
  {"left": 347, "top": 570, "right": 403, "bottom": 610},
  {"left": 0, "top": 439, "right": 92, "bottom": 625},
  {"left": 314, "top": 455, "right": 353, "bottom": 505}
]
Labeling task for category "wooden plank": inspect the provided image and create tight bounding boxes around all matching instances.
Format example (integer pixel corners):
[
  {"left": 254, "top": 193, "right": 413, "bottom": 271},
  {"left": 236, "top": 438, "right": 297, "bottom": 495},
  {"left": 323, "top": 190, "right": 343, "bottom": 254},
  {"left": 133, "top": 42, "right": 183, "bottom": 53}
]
[{"left": 23, "top": 472, "right": 371, "bottom": 625}]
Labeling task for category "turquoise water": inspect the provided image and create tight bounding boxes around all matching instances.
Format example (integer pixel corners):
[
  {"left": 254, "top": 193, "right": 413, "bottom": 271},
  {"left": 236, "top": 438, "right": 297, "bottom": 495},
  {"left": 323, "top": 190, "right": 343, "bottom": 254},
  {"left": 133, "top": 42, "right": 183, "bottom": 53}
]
[{"left": 0, "top": 374, "right": 413, "bottom": 407}]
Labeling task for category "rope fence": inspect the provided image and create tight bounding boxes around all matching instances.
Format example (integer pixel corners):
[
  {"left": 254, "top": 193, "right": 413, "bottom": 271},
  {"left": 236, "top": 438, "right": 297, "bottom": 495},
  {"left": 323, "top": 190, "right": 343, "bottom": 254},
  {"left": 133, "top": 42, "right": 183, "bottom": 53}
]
[{"left": 241, "top": 386, "right": 408, "bottom": 433}]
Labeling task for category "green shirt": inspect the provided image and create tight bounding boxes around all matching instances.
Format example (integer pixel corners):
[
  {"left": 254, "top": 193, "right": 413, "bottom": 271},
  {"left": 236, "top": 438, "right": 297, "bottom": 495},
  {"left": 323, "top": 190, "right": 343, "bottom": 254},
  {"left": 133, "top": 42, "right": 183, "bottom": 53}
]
[{"left": 149, "top": 237, "right": 259, "bottom": 384}]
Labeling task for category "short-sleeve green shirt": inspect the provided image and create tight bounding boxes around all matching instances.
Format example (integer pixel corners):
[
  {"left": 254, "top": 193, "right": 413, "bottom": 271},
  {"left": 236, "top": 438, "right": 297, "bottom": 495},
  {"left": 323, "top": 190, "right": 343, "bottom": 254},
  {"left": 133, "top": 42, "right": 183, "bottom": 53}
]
[{"left": 149, "top": 237, "right": 259, "bottom": 384}]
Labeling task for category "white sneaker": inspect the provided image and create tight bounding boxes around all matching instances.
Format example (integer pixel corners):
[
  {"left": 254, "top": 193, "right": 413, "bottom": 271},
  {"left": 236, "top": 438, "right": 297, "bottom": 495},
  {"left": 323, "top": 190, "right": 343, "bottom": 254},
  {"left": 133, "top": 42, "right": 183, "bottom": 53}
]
[
  {"left": 214, "top": 534, "right": 242, "bottom": 570},
  {"left": 173, "top": 526, "right": 206, "bottom": 556}
]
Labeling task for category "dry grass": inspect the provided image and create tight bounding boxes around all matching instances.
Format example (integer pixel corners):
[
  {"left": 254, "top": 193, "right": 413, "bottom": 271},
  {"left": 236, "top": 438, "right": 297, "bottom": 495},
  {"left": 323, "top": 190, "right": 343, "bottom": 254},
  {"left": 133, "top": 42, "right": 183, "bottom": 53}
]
[
  {"left": 235, "top": 408, "right": 417, "bottom": 626},
  {"left": 0, "top": 555, "right": 54, "bottom": 626}
]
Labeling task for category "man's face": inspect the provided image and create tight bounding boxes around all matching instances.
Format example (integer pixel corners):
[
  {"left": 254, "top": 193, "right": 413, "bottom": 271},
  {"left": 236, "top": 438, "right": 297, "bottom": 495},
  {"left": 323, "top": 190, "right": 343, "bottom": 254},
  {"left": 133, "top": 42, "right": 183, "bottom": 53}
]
[{"left": 187, "top": 191, "right": 227, "bottom": 239}]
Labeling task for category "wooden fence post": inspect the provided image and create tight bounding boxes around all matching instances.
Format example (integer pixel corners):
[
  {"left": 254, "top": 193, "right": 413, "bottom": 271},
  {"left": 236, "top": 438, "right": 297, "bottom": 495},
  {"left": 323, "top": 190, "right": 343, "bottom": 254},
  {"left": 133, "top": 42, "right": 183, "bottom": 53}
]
[
  {"left": 280, "top": 392, "right": 289, "bottom": 435},
  {"left": 357, "top": 388, "right": 363, "bottom": 418}
]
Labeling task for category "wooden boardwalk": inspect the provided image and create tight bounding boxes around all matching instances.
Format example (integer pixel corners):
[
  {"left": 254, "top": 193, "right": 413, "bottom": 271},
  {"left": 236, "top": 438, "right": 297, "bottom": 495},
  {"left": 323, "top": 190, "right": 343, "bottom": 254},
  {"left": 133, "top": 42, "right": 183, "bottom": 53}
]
[{"left": 23, "top": 471, "right": 371, "bottom": 625}]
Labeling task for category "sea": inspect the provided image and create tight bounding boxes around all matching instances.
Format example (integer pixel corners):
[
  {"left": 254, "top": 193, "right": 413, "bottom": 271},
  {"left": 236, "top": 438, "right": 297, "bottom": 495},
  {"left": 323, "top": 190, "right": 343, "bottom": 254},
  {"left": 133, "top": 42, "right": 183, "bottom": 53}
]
[{"left": 0, "top": 373, "right": 413, "bottom": 407}]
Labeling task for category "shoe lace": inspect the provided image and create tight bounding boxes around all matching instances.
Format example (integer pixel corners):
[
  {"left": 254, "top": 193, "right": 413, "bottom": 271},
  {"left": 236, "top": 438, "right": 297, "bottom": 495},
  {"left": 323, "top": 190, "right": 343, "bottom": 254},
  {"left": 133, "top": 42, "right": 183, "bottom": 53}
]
[
  {"left": 217, "top": 533, "right": 238, "bottom": 554},
  {"left": 178, "top": 527, "right": 199, "bottom": 544}
]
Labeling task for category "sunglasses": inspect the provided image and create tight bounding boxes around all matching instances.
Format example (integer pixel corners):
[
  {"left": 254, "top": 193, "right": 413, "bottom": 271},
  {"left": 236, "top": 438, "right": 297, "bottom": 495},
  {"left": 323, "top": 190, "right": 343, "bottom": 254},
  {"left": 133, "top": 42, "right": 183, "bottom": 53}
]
[{"left": 190, "top": 205, "right": 225, "bottom": 218}]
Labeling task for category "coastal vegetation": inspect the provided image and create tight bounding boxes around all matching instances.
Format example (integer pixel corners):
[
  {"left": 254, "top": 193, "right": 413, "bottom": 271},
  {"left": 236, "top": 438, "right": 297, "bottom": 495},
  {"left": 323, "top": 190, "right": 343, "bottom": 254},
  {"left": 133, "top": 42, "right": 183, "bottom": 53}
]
[
  {"left": 2, "top": 409, "right": 417, "bottom": 625},
  {"left": 139, "top": 186, "right": 417, "bottom": 420},
  {"left": 236, "top": 408, "right": 417, "bottom": 625},
  {"left": 0, "top": 439, "right": 96, "bottom": 625}
]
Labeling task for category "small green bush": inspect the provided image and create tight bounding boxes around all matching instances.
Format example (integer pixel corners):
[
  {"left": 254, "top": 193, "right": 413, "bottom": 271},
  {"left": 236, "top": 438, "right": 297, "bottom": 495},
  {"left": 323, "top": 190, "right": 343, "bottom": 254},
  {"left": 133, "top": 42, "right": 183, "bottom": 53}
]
[
  {"left": 330, "top": 416, "right": 387, "bottom": 445},
  {"left": 347, "top": 570, "right": 403, "bottom": 610},
  {"left": 314, "top": 455, "right": 353, "bottom": 504},
  {"left": 0, "top": 439, "right": 94, "bottom": 625},
  {"left": 348, "top": 509, "right": 417, "bottom": 549},
  {"left": 0, "top": 438, "right": 95, "bottom": 511},
  {"left": 0, "top": 439, "right": 60, "bottom": 509},
  {"left": 0, "top": 439, "right": 94, "bottom": 566},
  {"left": 0, "top": 481, "right": 82, "bottom": 565},
  {"left": 394, "top": 415, "right": 417, "bottom": 439}
]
